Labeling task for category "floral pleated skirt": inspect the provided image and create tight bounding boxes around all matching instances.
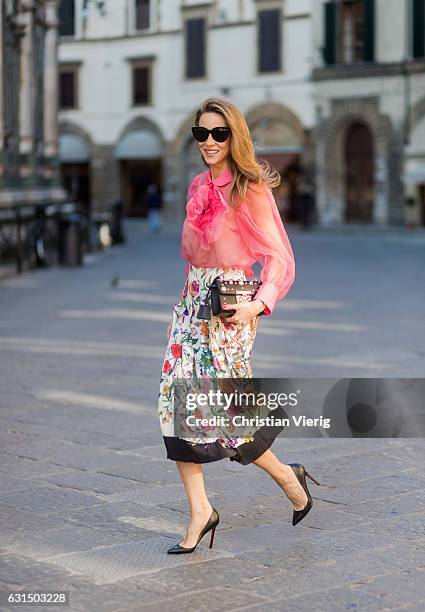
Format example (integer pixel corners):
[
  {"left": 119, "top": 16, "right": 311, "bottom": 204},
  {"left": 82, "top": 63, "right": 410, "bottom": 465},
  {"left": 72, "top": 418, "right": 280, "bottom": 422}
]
[{"left": 157, "top": 263, "right": 285, "bottom": 465}]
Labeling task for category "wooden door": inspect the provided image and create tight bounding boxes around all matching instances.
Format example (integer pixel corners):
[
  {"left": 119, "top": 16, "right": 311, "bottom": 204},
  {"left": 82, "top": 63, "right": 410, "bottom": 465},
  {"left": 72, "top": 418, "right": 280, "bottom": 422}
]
[{"left": 344, "top": 123, "right": 374, "bottom": 223}]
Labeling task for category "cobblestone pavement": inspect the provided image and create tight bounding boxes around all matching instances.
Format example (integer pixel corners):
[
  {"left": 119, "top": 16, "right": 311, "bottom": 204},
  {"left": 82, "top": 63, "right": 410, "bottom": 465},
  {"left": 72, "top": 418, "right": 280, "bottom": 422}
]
[{"left": 0, "top": 220, "right": 424, "bottom": 611}]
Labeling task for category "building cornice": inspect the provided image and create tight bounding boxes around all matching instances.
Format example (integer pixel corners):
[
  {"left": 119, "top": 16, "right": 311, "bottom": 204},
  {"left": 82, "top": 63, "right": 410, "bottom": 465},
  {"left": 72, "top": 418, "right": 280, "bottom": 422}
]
[{"left": 313, "top": 60, "right": 425, "bottom": 81}]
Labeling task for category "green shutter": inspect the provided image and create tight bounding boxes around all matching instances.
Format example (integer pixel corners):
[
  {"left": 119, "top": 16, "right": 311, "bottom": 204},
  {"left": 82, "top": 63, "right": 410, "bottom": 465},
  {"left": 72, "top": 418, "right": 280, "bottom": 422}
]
[
  {"left": 413, "top": 0, "right": 425, "bottom": 58},
  {"left": 363, "top": 0, "right": 375, "bottom": 62},
  {"left": 323, "top": 1, "right": 336, "bottom": 65}
]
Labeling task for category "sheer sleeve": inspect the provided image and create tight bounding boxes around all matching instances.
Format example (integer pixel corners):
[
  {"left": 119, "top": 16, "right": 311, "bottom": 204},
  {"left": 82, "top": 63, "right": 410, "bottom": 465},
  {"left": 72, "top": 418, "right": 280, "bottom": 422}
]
[{"left": 236, "top": 182, "right": 295, "bottom": 316}]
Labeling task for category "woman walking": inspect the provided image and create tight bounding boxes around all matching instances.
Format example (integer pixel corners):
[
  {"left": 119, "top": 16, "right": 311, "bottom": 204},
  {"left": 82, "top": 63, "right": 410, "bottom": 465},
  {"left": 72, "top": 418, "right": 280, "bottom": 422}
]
[{"left": 158, "top": 97, "right": 320, "bottom": 554}]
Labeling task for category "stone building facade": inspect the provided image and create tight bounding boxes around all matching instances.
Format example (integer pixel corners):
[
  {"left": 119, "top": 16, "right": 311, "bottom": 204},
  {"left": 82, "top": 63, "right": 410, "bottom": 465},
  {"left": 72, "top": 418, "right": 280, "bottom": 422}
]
[
  {"left": 57, "top": 0, "right": 425, "bottom": 226},
  {"left": 57, "top": 0, "right": 313, "bottom": 222},
  {"left": 312, "top": 0, "right": 425, "bottom": 226},
  {"left": 0, "top": 0, "right": 65, "bottom": 206}
]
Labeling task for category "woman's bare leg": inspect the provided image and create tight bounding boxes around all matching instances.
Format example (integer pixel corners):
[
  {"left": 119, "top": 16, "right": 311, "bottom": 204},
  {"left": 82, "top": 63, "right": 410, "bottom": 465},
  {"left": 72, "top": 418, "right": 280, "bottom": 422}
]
[
  {"left": 253, "top": 449, "right": 308, "bottom": 510},
  {"left": 175, "top": 461, "right": 214, "bottom": 547}
]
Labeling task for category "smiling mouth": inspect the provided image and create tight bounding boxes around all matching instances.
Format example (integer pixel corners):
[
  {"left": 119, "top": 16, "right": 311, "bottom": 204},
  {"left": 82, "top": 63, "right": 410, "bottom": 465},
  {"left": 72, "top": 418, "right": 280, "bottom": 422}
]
[{"left": 204, "top": 150, "right": 219, "bottom": 155}]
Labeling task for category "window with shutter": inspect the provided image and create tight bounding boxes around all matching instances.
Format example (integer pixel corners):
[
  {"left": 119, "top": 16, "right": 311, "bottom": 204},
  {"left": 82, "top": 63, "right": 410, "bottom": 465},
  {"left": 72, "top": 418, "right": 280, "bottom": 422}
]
[
  {"left": 133, "top": 66, "right": 150, "bottom": 105},
  {"left": 135, "top": 0, "right": 150, "bottom": 30},
  {"left": 363, "top": 0, "right": 375, "bottom": 62},
  {"left": 323, "top": 1, "right": 336, "bottom": 65},
  {"left": 59, "top": 70, "right": 76, "bottom": 109},
  {"left": 412, "top": 0, "right": 425, "bottom": 58},
  {"left": 258, "top": 9, "right": 281, "bottom": 73},
  {"left": 58, "top": 0, "right": 75, "bottom": 37},
  {"left": 185, "top": 18, "right": 206, "bottom": 79},
  {"left": 323, "top": 0, "right": 375, "bottom": 66}
]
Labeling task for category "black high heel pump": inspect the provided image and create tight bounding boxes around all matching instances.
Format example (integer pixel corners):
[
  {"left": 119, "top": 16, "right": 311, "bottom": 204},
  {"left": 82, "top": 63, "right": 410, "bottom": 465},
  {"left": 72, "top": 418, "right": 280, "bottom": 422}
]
[
  {"left": 289, "top": 463, "right": 321, "bottom": 526},
  {"left": 167, "top": 508, "right": 220, "bottom": 554}
]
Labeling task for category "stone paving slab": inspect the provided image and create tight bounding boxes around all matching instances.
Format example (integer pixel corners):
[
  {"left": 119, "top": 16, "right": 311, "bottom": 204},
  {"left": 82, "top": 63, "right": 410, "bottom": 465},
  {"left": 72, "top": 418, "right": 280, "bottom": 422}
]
[
  {"left": 124, "top": 554, "right": 284, "bottom": 596},
  {"left": 95, "top": 459, "right": 178, "bottom": 485},
  {"left": 0, "top": 453, "right": 75, "bottom": 478},
  {"left": 240, "top": 586, "right": 399, "bottom": 611},
  {"left": 2, "top": 524, "right": 131, "bottom": 562},
  {"left": 0, "top": 439, "right": 142, "bottom": 472},
  {"left": 0, "top": 573, "right": 161, "bottom": 612},
  {"left": 122, "top": 443, "right": 166, "bottom": 460},
  {"left": 0, "top": 474, "right": 36, "bottom": 493},
  {"left": 318, "top": 542, "right": 425, "bottom": 581},
  {"left": 55, "top": 500, "right": 193, "bottom": 541},
  {"left": 0, "top": 507, "right": 68, "bottom": 537},
  {"left": 101, "top": 483, "right": 206, "bottom": 506},
  {"left": 311, "top": 472, "right": 423, "bottom": 505},
  {"left": 0, "top": 550, "right": 75, "bottom": 589},
  {"left": 348, "top": 511, "right": 425, "bottom": 540},
  {"left": 43, "top": 471, "right": 152, "bottom": 496},
  {"left": 40, "top": 536, "right": 234, "bottom": 585},
  {"left": 0, "top": 415, "right": 154, "bottom": 451},
  {"left": 0, "top": 485, "right": 102, "bottom": 513},
  {"left": 132, "top": 586, "right": 269, "bottom": 611},
  {"left": 331, "top": 489, "right": 425, "bottom": 520},
  {"left": 1, "top": 222, "right": 425, "bottom": 610},
  {"left": 219, "top": 521, "right": 421, "bottom": 559},
  {"left": 349, "top": 568, "right": 425, "bottom": 609}
]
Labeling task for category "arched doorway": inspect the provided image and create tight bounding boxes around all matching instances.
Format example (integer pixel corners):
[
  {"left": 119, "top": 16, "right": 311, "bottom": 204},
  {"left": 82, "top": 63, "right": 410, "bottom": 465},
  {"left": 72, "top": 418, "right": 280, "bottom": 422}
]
[
  {"left": 344, "top": 122, "right": 374, "bottom": 222},
  {"left": 59, "top": 134, "right": 91, "bottom": 214},
  {"left": 114, "top": 128, "right": 164, "bottom": 218}
]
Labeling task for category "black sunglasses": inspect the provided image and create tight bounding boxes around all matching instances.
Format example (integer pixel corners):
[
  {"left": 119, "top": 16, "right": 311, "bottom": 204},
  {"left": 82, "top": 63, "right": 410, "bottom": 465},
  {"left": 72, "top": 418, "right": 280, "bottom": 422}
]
[{"left": 191, "top": 126, "right": 231, "bottom": 143}]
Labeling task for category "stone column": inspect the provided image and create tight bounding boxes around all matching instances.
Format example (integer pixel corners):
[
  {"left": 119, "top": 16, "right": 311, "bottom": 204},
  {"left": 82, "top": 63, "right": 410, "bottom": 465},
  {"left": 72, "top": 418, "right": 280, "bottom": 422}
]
[
  {"left": 43, "top": 0, "right": 59, "bottom": 158},
  {"left": 90, "top": 145, "right": 120, "bottom": 213},
  {"left": 0, "top": 1, "right": 4, "bottom": 147},
  {"left": 17, "top": 0, "right": 35, "bottom": 158}
]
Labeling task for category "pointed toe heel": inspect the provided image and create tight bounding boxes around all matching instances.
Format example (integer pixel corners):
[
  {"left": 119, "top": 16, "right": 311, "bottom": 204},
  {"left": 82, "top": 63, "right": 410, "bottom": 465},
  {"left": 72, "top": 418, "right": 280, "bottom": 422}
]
[
  {"left": 167, "top": 508, "right": 220, "bottom": 554},
  {"left": 289, "top": 463, "right": 320, "bottom": 527}
]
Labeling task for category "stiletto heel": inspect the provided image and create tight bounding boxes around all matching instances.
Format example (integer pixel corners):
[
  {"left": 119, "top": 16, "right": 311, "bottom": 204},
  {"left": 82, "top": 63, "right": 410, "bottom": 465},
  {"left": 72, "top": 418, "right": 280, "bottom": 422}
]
[
  {"left": 305, "top": 470, "right": 321, "bottom": 486},
  {"left": 209, "top": 526, "right": 216, "bottom": 548},
  {"left": 167, "top": 508, "right": 220, "bottom": 554},
  {"left": 288, "top": 463, "right": 320, "bottom": 526}
]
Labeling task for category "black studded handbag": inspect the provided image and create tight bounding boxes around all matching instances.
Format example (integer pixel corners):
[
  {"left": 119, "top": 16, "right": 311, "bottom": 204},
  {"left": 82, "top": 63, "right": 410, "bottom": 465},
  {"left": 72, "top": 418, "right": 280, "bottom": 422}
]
[{"left": 197, "top": 276, "right": 265, "bottom": 320}]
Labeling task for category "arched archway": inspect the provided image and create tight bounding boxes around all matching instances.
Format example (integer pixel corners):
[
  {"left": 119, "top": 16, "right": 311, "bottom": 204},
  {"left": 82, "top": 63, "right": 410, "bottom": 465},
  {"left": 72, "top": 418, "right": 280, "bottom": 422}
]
[
  {"left": 114, "top": 117, "right": 165, "bottom": 217},
  {"left": 58, "top": 122, "right": 93, "bottom": 213},
  {"left": 344, "top": 122, "right": 374, "bottom": 222},
  {"left": 315, "top": 98, "right": 403, "bottom": 225}
]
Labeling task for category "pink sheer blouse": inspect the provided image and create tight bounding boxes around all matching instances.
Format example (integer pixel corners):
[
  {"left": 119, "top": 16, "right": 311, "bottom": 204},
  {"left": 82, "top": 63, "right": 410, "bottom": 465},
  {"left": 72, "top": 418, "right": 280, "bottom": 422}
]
[{"left": 180, "top": 167, "right": 295, "bottom": 316}]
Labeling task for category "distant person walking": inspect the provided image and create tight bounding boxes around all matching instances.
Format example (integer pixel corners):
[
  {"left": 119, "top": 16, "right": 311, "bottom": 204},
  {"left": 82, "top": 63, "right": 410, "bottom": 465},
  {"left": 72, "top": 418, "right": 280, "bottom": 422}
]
[
  {"left": 145, "top": 183, "right": 162, "bottom": 232},
  {"left": 296, "top": 178, "right": 315, "bottom": 230}
]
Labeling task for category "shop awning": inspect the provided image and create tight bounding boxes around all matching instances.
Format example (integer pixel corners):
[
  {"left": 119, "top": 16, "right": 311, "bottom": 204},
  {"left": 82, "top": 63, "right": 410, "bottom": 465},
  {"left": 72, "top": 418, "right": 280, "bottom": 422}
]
[
  {"left": 114, "top": 129, "right": 164, "bottom": 160},
  {"left": 59, "top": 134, "right": 90, "bottom": 162}
]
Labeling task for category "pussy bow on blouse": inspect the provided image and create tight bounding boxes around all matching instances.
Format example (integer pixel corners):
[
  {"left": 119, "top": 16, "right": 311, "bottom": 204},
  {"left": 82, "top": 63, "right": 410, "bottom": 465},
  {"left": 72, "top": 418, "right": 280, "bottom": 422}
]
[{"left": 181, "top": 167, "right": 295, "bottom": 316}]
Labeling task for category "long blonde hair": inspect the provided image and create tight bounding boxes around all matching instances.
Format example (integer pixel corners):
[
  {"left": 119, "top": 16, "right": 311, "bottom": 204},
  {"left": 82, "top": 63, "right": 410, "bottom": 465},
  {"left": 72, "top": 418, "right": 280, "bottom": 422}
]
[{"left": 194, "top": 96, "right": 281, "bottom": 208}]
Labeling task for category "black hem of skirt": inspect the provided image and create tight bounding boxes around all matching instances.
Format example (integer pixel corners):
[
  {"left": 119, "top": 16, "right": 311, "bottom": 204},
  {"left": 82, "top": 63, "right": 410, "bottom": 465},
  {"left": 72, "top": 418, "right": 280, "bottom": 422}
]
[{"left": 162, "top": 405, "right": 288, "bottom": 466}]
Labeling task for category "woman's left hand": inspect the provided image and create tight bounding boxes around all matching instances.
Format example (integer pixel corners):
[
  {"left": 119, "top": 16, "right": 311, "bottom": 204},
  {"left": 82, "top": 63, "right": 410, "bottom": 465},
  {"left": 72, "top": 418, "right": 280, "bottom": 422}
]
[{"left": 220, "top": 299, "right": 265, "bottom": 324}]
